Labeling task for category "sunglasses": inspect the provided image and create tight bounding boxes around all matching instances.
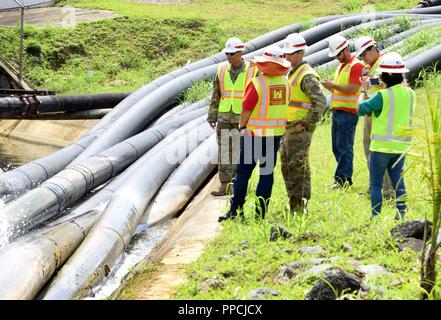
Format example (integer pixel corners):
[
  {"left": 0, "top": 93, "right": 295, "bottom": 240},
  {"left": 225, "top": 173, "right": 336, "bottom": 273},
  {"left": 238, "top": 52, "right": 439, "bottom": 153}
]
[{"left": 225, "top": 52, "right": 239, "bottom": 56}]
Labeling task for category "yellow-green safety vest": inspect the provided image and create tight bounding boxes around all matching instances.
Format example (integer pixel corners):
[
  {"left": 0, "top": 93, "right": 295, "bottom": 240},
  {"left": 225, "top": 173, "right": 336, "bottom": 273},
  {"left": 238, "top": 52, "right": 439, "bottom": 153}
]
[
  {"left": 287, "top": 63, "right": 320, "bottom": 122},
  {"left": 218, "top": 61, "right": 258, "bottom": 114},
  {"left": 330, "top": 57, "right": 363, "bottom": 111},
  {"left": 367, "top": 56, "right": 383, "bottom": 97},
  {"left": 371, "top": 84, "right": 416, "bottom": 154},
  {"left": 247, "top": 75, "right": 290, "bottom": 137}
]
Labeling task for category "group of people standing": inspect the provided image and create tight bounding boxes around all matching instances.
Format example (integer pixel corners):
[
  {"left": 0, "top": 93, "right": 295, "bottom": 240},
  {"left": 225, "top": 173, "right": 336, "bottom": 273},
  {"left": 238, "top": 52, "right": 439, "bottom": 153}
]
[{"left": 207, "top": 33, "right": 415, "bottom": 222}]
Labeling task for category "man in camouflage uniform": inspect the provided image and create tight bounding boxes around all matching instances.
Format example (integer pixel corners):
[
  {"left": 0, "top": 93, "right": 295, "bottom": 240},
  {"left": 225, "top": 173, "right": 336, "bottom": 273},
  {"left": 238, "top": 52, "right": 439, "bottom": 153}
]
[
  {"left": 280, "top": 34, "right": 327, "bottom": 214},
  {"left": 208, "top": 37, "right": 257, "bottom": 196}
]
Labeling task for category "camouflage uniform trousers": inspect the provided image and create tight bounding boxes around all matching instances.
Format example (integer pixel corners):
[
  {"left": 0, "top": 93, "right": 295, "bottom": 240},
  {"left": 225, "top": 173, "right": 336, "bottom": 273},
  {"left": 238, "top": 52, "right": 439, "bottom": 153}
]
[
  {"left": 363, "top": 116, "right": 394, "bottom": 198},
  {"left": 216, "top": 121, "right": 241, "bottom": 184},
  {"left": 280, "top": 123, "right": 314, "bottom": 212}
]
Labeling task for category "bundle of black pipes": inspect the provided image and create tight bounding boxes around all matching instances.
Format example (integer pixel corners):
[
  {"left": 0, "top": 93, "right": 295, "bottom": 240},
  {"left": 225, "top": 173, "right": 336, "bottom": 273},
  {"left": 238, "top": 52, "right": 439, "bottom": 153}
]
[{"left": 0, "top": 4, "right": 440, "bottom": 300}]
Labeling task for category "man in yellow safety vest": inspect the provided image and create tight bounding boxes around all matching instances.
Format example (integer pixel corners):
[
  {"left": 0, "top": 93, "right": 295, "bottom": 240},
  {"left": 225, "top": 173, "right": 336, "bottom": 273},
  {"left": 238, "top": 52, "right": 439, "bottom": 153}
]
[
  {"left": 208, "top": 37, "right": 258, "bottom": 196},
  {"left": 280, "top": 33, "right": 327, "bottom": 214},
  {"left": 322, "top": 35, "right": 364, "bottom": 189},
  {"left": 218, "top": 45, "right": 291, "bottom": 222}
]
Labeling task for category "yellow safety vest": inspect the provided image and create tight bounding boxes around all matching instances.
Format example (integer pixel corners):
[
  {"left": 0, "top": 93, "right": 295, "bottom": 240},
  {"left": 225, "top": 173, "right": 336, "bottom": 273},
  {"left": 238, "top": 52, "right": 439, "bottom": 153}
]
[
  {"left": 371, "top": 84, "right": 416, "bottom": 154},
  {"left": 287, "top": 63, "right": 320, "bottom": 122},
  {"left": 367, "top": 56, "right": 383, "bottom": 97},
  {"left": 247, "top": 75, "right": 290, "bottom": 137},
  {"left": 330, "top": 57, "right": 363, "bottom": 111},
  {"left": 218, "top": 61, "right": 258, "bottom": 114}
]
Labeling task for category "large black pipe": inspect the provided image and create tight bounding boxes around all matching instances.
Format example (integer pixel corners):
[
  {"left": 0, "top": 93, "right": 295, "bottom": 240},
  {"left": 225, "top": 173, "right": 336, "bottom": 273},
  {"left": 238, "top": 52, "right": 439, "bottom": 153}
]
[
  {"left": 141, "top": 134, "right": 217, "bottom": 228},
  {"left": 416, "top": 0, "right": 441, "bottom": 8},
  {"left": 0, "top": 109, "right": 112, "bottom": 120},
  {"left": 406, "top": 43, "right": 441, "bottom": 82},
  {"left": 152, "top": 98, "right": 209, "bottom": 127},
  {"left": 0, "top": 93, "right": 129, "bottom": 118}
]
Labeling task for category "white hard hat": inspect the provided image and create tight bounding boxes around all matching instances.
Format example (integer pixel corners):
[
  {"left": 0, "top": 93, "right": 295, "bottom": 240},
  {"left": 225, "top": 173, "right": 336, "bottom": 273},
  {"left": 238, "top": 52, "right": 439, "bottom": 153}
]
[
  {"left": 354, "top": 36, "right": 376, "bottom": 58},
  {"left": 376, "top": 52, "right": 409, "bottom": 73},
  {"left": 223, "top": 37, "right": 245, "bottom": 54},
  {"left": 328, "top": 35, "right": 349, "bottom": 57},
  {"left": 255, "top": 45, "right": 291, "bottom": 68},
  {"left": 282, "top": 33, "right": 308, "bottom": 54}
]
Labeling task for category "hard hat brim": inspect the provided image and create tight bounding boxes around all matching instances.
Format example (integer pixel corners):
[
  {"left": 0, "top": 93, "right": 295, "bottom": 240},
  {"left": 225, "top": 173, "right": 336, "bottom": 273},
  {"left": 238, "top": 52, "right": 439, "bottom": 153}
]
[
  {"left": 328, "top": 44, "right": 348, "bottom": 57},
  {"left": 376, "top": 67, "right": 410, "bottom": 74},
  {"left": 282, "top": 45, "right": 307, "bottom": 55},
  {"left": 223, "top": 48, "right": 245, "bottom": 54}
]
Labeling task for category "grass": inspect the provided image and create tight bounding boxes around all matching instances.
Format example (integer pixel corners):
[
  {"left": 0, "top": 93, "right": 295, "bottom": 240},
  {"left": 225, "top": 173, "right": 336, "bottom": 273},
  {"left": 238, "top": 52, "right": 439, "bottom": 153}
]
[{"left": 172, "top": 80, "right": 441, "bottom": 299}]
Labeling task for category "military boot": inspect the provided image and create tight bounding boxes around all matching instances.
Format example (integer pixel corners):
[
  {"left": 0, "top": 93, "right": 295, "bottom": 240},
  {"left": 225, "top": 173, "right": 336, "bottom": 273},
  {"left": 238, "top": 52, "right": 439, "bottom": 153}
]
[{"left": 211, "top": 182, "right": 230, "bottom": 196}]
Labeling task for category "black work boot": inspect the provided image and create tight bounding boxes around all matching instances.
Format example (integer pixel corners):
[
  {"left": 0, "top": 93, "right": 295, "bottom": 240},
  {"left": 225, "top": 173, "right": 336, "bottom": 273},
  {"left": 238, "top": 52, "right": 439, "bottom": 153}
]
[{"left": 218, "top": 206, "right": 238, "bottom": 222}]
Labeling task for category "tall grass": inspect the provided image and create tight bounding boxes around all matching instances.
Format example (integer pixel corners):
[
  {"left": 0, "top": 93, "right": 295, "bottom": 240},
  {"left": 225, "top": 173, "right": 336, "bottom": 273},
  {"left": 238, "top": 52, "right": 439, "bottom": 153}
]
[{"left": 418, "top": 92, "right": 441, "bottom": 299}]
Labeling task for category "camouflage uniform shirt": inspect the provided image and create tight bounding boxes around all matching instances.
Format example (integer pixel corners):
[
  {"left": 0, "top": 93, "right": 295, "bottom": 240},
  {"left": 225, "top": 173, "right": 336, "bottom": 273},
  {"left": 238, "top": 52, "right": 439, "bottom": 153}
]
[{"left": 287, "top": 62, "right": 327, "bottom": 130}]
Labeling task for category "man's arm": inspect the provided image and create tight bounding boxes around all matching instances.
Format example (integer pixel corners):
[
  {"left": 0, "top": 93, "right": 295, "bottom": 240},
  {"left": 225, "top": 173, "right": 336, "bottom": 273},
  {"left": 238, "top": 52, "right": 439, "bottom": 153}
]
[
  {"left": 240, "top": 82, "right": 259, "bottom": 129},
  {"left": 301, "top": 75, "right": 327, "bottom": 129},
  {"left": 207, "top": 75, "right": 221, "bottom": 128},
  {"left": 357, "top": 92, "right": 383, "bottom": 117}
]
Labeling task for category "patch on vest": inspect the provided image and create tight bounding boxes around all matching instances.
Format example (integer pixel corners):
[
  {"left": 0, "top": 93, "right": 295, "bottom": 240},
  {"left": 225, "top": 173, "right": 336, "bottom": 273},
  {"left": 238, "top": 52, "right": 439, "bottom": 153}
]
[{"left": 269, "top": 85, "right": 286, "bottom": 105}]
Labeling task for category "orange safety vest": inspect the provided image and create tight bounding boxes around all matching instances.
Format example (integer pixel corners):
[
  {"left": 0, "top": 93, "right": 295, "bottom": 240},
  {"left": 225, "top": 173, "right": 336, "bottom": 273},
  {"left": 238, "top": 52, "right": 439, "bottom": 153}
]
[{"left": 246, "top": 74, "right": 290, "bottom": 137}]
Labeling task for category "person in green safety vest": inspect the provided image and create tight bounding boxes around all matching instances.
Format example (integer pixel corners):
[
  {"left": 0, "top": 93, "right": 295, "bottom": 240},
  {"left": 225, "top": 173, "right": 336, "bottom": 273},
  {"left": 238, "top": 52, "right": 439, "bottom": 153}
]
[
  {"left": 280, "top": 33, "right": 327, "bottom": 215},
  {"left": 354, "top": 36, "right": 394, "bottom": 199},
  {"left": 208, "top": 37, "right": 258, "bottom": 196},
  {"left": 357, "top": 52, "right": 415, "bottom": 220}
]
